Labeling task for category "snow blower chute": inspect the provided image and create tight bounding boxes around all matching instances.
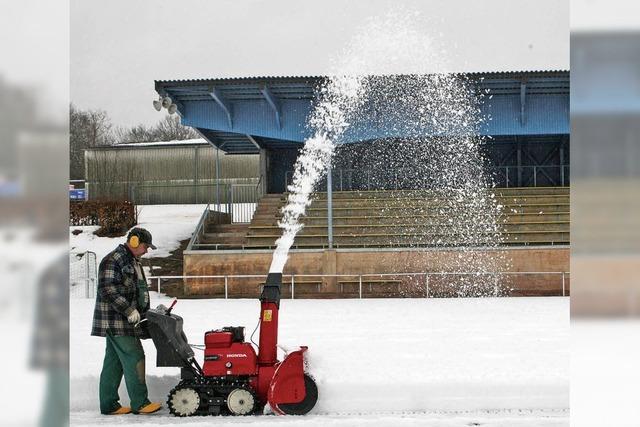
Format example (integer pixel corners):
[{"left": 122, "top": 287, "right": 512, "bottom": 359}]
[{"left": 145, "top": 272, "right": 318, "bottom": 416}]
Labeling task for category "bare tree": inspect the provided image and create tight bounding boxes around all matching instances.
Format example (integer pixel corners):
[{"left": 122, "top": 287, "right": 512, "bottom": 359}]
[
  {"left": 114, "top": 115, "right": 197, "bottom": 144},
  {"left": 70, "top": 104, "right": 115, "bottom": 180},
  {"left": 153, "top": 115, "right": 199, "bottom": 141},
  {"left": 114, "top": 123, "right": 154, "bottom": 143}
]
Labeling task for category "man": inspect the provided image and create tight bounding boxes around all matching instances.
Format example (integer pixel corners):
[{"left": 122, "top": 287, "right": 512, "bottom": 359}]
[{"left": 91, "top": 227, "right": 162, "bottom": 415}]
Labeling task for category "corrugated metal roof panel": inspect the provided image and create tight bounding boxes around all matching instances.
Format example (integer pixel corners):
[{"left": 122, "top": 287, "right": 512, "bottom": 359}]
[{"left": 155, "top": 70, "right": 569, "bottom": 86}]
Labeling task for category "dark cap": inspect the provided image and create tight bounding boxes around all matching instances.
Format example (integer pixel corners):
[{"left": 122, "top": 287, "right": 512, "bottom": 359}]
[{"left": 127, "top": 227, "right": 156, "bottom": 250}]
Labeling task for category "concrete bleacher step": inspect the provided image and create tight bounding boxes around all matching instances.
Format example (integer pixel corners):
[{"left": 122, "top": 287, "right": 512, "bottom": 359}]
[
  {"left": 298, "top": 203, "right": 569, "bottom": 216},
  {"left": 291, "top": 194, "right": 570, "bottom": 204},
  {"left": 204, "top": 223, "right": 249, "bottom": 233},
  {"left": 297, "top": 195, "right": 569, "bottom": 207},
  {"left": 246, "top": 222, "right": 569, "bottom": 236},
  {"left": 200, "top": 223, "right": 249, "bottom": 246},
  {"left": 307, "top": 187, "right": 569, "bottom": 199},
  {"left": 201, "top": 232, "right": 246, "bottom": 242},
  {"left": 251, "top": 212, "right": 570, "bottom": 226}
]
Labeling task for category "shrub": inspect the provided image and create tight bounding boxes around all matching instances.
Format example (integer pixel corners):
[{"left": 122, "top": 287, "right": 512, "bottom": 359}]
[{"left": 70, "top": 200, "right": 137, "bottom": 237}]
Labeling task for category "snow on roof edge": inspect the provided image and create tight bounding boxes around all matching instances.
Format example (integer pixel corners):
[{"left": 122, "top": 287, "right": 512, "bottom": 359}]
[{"left": 112, "top": 138, "right": 209, "bottom": 148}]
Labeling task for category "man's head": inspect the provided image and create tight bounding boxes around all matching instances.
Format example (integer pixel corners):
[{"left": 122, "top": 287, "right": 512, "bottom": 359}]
[{"left": 126, "top": 227, "right": 156, "bottom": 258}]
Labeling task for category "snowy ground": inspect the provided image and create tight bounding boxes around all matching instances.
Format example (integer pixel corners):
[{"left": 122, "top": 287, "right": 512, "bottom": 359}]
[
  {"left": 70, "top": 203, "right": 257, "bottom": 264},
  {"left": 69, "top": 204, "right": 209, "bottom": 263},
  {"left": 71, "top": 296, "right": 569, "bottom": 426}
]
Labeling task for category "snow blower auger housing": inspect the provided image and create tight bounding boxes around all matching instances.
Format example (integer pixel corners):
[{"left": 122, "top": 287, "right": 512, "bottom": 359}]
[{"left": 146, "top": 273, "right": 318, "bottom": 417}]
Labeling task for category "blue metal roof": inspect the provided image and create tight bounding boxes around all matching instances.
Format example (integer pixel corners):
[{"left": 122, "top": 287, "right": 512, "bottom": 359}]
[{"left": 155, "top": 71, "right": 569, "bottom": 153}]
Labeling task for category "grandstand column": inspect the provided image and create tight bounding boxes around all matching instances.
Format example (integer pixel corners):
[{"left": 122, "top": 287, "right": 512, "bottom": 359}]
[
  {"left": 560, "top": 145, "right": 565, "bottom": 186},
  {"left": 259, "top": 149, "right": 267, "bottom": 195},
  {"left": 215, "top": 145, "right": 221, "bottom": 213},
  {"left": 517, "top": 142, "right": 523, "bottom": 187},
  {"left": 327, "top": 164, "right": 334, "bottom": 249}
]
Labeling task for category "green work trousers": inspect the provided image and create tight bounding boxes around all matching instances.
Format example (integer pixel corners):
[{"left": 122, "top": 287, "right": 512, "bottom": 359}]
[{"left": 99, "top": 331, "right": 149, "bottom": 414}]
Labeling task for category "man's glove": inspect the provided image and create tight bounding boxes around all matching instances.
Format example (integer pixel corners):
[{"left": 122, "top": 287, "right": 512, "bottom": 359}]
[{"left": 127, "top": 309, "right": 141, "bottom": 324}]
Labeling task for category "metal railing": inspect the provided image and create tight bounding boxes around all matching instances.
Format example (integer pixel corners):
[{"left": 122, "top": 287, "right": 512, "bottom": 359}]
[
  {"left": 228, "top": 184, "right": 261, "bottom": 223},
  {"left": 285, "top": 165, "right": 570, "bottom": 191},
  {"left": 489, "top": 165, "right": 570, "bottom": 187},
  {"left": 147, "top": 271, "right": 570, "bottom": 299},
  {"left": 187, "top": 182, "right": 263, "bottom": 250},
  {"left": 185, "top": 239, "right": 570, "bottom": 251},
  {"left": 126, "top": 178, "right": 260, "bottom": 205},
  {"left": 186, "top": 204, "right": 211, "bottom": 251},
  {"left": 70, "top": 251, "right": 97, "bottom": 298}
]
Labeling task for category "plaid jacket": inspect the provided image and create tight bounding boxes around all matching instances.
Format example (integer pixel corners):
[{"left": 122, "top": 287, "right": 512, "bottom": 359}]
[{"left": 91, "top": 244, "right": 150, "bottom": 338}]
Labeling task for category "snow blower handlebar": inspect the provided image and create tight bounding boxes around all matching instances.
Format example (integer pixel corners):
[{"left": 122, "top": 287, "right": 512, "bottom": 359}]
[{"left": 166, "top": 298, "right": 178, "bottom": 314}]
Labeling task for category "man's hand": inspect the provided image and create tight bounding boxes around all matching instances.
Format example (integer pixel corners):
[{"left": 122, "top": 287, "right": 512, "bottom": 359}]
[{"left": 127, "top": 309, "right": 141, "bottom": 324}]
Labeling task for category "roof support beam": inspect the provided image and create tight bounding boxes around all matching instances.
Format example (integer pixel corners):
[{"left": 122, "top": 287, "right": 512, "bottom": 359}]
[
  {"left": 209, "top": 86, "right": 233, "bottom": 128},
  {"left": 519, "top": 80, "right": 527, "bottom": 126},
  {"left": 260, "top": 85, "right": 282, "bottom": 129},
  {"left": 245, "top": 134, "right": 262, "bottom": 150}
]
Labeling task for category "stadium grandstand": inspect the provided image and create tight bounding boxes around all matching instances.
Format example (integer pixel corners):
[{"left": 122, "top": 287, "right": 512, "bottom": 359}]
[{"left": 153, "top": 70, "right": 569, "bottom": 298}]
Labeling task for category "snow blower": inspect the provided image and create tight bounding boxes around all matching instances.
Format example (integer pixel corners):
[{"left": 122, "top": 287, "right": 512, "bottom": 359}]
[{"left": 145, "top": 272, "right": 318, "bottom": 416}]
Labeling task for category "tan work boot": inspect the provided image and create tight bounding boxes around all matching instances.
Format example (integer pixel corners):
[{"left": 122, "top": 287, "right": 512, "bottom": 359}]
[
  {"left": 136, "top": 402, "right": 162, "bottom": 414},
  {"left": 108, "top": 406, "right": 132, "bottom": 415}
]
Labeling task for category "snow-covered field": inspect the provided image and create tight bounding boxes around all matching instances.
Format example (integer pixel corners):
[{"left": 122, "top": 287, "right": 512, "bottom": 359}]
[{"left": 71, "top": 296, "right": 569, "bottom": 426}]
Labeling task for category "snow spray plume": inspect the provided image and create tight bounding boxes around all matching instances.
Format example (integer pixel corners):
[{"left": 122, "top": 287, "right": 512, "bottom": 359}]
[
  {"left": 334, "top": 73, "right": 511, "bottom": 296},
  {"left": 269, "top": 10, "right": 510, "bottom": 296},
  {"left": 269, "top": 75, "right": 366, "bottom": 273}
]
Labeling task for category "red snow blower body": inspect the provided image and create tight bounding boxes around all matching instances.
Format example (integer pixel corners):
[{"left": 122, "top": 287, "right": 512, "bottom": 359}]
[{"left": 145, "top": 272, "right": 318, "bottom": 417}]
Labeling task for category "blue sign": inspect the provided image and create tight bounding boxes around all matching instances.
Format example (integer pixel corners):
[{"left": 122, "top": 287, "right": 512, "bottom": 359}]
[{"left": 69, "top": 189, "right": 86, "bottom": 201}]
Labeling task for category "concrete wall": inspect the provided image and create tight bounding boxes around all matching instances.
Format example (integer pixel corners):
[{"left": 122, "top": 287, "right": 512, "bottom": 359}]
[{"left": 182, "top": 247, "right": 569, "bottom": 298}]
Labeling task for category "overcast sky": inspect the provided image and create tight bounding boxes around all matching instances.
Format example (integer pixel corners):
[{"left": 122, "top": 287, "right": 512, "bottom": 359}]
[{"left": 71, "top": 0, "right": 569, "bottom": 128}]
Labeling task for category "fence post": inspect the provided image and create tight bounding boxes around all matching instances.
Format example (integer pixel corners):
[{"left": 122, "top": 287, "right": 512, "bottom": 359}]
[
  {"left": 562, "top": 272, "right": 565, "bottom": 297},
  {"left": 224, "top": 276, "right": 228, "bottom": 299},
  {"left": 84, "top": 253, "right": 91, "bottom": 298},
  {"left": 359, "top": 275, "right": 362, "bottom": 299},
  {"left": 157, "top": 277, "right": 161, "bottom": 294},
  {"left": 425, "top": 273, "right": 429, "bottom": 298},
  {"left": 533, "top": 166, "right": 537, "bottom": 187},
  {"left": 291, "top": 275, "right": 295, "bottom": 300},
  {"left": 227, "top": 185, "right": 231, "bottom": 221},
  {"left": 505, "top": 167, "right": 509, "bottom": 188}
]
